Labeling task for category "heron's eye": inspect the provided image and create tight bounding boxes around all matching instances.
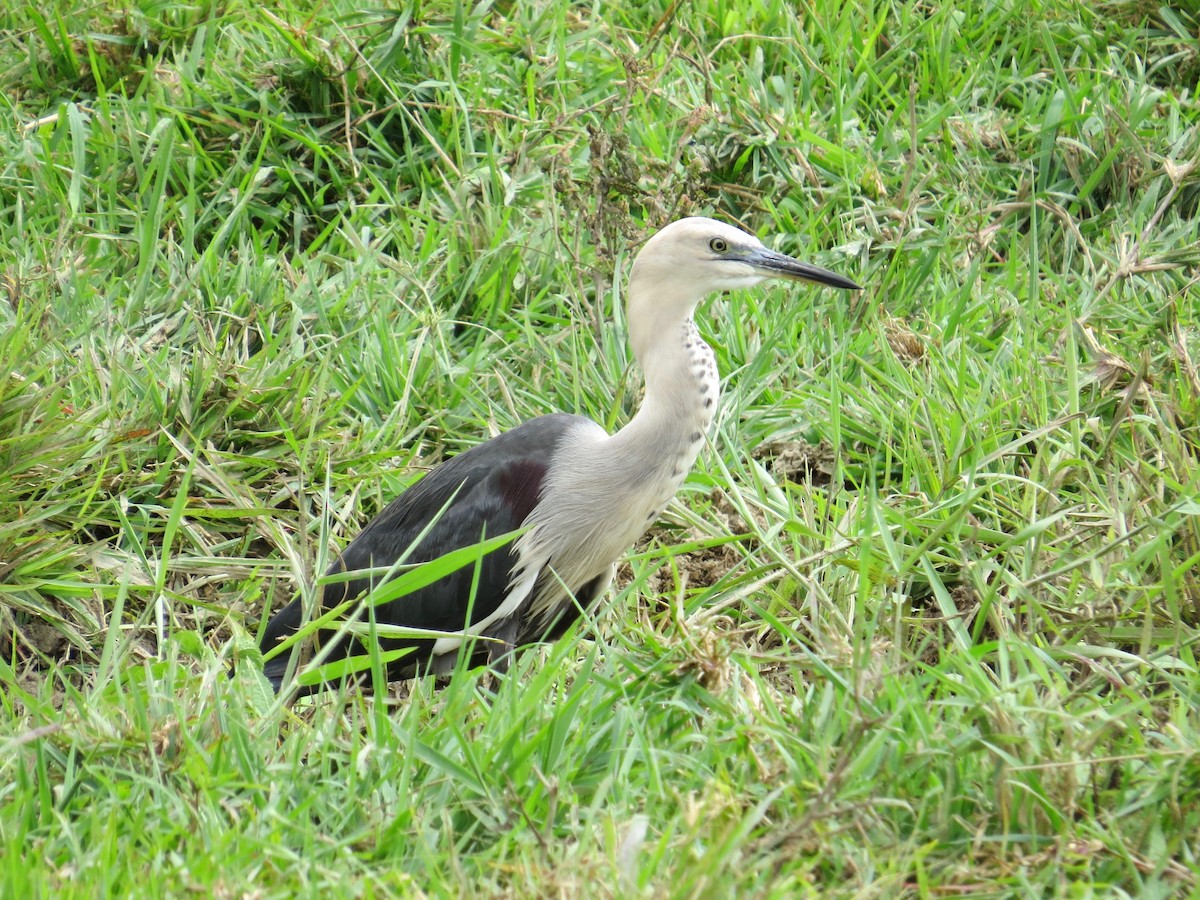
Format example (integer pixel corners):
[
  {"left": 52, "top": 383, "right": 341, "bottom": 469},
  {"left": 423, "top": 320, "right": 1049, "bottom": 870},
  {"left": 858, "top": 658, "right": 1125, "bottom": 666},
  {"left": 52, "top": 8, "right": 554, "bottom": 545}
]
[{"left": 709, "top": 237, "right": 729, "bottom": 254}]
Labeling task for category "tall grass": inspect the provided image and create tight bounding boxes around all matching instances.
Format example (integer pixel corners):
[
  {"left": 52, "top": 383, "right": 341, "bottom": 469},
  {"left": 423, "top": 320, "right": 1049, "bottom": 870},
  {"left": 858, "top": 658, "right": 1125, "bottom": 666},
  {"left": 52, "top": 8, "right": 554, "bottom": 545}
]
[{"left": 1, "top": 0, "right": 1198, "bottom": 894}]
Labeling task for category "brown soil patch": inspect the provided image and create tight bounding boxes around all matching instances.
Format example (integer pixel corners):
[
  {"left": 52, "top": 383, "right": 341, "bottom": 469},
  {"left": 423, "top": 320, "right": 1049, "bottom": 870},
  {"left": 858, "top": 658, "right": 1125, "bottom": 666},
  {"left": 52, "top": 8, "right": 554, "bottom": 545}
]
[{"left": 752, "top": 440, "right": 837, "bottom": 487}]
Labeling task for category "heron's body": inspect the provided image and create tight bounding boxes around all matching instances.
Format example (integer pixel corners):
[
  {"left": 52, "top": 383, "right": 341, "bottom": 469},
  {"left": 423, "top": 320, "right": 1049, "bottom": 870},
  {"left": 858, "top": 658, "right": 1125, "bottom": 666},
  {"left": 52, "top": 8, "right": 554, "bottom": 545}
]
[{"left": 260, "top": 217, "right": 859, "bottom": 692}]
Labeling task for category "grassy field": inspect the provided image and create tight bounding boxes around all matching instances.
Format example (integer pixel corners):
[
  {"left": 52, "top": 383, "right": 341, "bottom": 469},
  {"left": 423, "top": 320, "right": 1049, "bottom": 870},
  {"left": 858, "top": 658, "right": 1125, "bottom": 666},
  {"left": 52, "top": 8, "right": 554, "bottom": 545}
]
[{"left": 2, "top": 0, "right": 1199, "bottom": 895}]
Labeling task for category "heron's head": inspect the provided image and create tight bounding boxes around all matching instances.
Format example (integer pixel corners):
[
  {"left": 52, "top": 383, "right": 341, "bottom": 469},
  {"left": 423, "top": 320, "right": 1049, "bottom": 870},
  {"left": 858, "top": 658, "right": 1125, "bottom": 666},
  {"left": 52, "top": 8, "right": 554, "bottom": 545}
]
[{"left": 630, "top": 217, "right": 861, "bottom": 304}]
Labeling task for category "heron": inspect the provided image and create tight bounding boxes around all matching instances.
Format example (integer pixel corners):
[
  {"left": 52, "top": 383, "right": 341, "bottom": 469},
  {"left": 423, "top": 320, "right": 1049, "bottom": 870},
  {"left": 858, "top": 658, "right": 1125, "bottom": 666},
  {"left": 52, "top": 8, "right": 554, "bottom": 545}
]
[{"left": 260, "top": 217, "right": 861, "bottom": 693}]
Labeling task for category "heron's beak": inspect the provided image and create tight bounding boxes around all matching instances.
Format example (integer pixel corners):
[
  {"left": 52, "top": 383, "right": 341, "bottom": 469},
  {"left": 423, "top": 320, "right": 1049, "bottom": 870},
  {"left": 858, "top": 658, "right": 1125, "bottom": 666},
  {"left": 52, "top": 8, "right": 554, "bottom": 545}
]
[{"left": 745, "top": 247, "right": 862, "bottom": 291}]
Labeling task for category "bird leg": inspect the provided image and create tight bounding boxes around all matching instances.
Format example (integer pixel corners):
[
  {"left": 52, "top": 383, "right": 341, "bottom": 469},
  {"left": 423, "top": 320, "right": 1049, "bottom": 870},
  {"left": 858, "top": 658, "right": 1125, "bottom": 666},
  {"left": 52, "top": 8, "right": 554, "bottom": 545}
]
[
  {"left": 426, "top": 615, "right": 519, "bottom": 690},
  {"left": 481, "top": 616, "right": 520, "bottom": 676}
]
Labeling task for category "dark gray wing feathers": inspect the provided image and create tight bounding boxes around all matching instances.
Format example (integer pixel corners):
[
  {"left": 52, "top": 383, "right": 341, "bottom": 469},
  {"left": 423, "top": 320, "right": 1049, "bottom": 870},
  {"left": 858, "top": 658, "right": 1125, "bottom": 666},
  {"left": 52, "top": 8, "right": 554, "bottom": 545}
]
[{"left": 260, "top": 414, "right": 586, "bottom": 691}]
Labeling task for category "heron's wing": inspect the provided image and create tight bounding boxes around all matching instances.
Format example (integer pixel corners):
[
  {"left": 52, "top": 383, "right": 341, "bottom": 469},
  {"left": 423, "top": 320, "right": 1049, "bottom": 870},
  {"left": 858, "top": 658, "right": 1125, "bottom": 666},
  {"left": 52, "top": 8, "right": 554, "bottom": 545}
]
[
  {"left": 330, "top": 455, "right": 543, "bottom": 631},
  {"left": 260, "top": 414, "right": 587, "bottom": 688}
]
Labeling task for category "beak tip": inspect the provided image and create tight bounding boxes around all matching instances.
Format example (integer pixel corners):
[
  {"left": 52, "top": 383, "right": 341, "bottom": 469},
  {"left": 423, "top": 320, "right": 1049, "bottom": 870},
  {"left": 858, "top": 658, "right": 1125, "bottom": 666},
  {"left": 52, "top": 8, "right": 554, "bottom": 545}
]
[{"left": 792, "top": 269, "right": 864, "bottom": 292}]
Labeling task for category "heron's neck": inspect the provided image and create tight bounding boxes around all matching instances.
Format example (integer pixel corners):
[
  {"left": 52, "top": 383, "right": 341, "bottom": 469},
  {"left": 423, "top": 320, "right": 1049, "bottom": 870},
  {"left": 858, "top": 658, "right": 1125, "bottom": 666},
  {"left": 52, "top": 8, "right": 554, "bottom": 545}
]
[{"left": 613, "top": 316, "right": 718, "bottom": 467}]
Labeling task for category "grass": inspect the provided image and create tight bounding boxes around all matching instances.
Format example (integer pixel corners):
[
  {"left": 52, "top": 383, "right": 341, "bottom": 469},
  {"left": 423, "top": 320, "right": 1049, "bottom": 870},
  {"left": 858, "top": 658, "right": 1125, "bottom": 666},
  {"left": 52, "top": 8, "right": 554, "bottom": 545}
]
[{"left": 1, "top": 0, "right": 1198, "bottom": 894}]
